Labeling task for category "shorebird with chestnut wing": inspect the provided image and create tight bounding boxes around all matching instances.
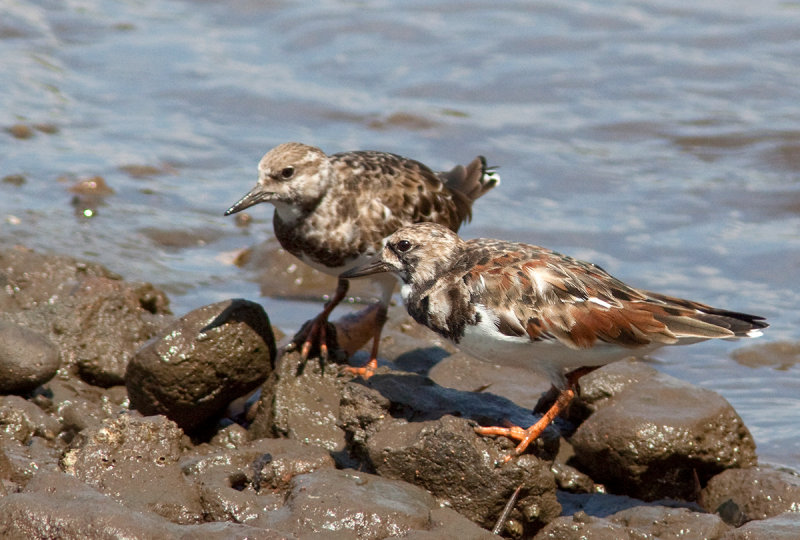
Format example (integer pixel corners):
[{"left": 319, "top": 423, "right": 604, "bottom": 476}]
[
  {"left": 341, "top": 222, "right": 768, "bottom": 460},
  {"left": 225, "top": 143, "right": 499, "bottom": 376}
]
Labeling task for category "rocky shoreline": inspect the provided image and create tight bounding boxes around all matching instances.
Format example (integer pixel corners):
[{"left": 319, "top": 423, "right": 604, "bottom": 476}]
[{"left": 0, "top": 245, "right": 798, "bottom": 539}]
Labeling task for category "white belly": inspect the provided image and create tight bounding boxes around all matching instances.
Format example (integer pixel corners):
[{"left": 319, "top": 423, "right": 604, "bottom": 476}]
[{"left": 457, "top": 304, "right": 659, "bottom": 388}]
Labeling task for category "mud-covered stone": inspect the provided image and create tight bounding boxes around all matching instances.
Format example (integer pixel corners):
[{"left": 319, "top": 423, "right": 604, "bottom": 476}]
[
  {"left": 389, "top": 508, "right": 498, "bottom": 539},
  {"left": 551, "top": 460, "right": 597, "bottom": 494},
  {"left": 720, "top": 511, "right": 800, "bottom": 540},
  {"left": 264, "top": 468, "right": 437, "bottom": 539},
  {"left": 339, "top": 371, "right": 560, "bottom": 535},
  {"left": 249, "top": 350, "right": 349, "bottom": 456},
  {"left": 610, "top": 505, "right": 730, "bottom": 539},
  {"left": 0, "top": 247, "right": 172, "bottom": 387},
  {"left": 570, "top": 364, "right": 757, "bottom": 501},
  {"left": 70, "top": 277, "right": 172, "bottom": 386},
  {"left": 0, "top": 395, "right": 61, "bottom": 443},
  {"left": 127, "top": 299, "right": 276, "bottom": 431},
  {"left": 534, "top": 512, "right": 633, "bottom": 540},
  {"left": 361, "top": 413, "right": 560, "bottom": 534},
  {"left": 32, "top": 375, "right": 127, "bottom": 446},
  {"left": 61, "top": 413, "right": 204, "bottom": 524},
  {"left": 0, "top": 471, "right": 289, "bottom": 540},
  {"left": 0, "top": 246, "right": 119, "bottom": 313},
  {"left": 0, "top": 322, "right": 60, "bottom": 394},
  {"left": 181, "top": 437, "right": 335, "bottom": 525},
  {"left": 535, "top": 505, "right": 730, "bottom": 540},
  {"left": 702, "top": 467, "right": 800, "bottom": 523},
  {"left": 0, "top": 434, "right": 61, "bottom": 488}
]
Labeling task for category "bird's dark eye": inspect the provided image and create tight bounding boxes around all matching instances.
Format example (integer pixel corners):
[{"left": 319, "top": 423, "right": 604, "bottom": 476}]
[
  {"left": 395, "top": 240, "right": 412, "bottom": 253},
  {"left": 280, "top": 166, "right": 295, "bottom": 179}
]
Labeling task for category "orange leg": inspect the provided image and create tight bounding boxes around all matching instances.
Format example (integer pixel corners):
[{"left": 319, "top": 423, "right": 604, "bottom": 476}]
[
  {"left": 344, "top": 303, "right": 388, "bottom": 379},
  {"left": 475, "top": 366, "right": 598, "bottom": 462},
  {"left": 296, "top": 278, "right": 349, "bottom": 360}
]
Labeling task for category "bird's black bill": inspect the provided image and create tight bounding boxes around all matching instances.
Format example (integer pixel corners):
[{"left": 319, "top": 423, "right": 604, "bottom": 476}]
[
  {"left": 224, "top": 186, "right": 268, "bottom": 216},
  {"left": 340, "top": 260, "right": 393, "bottom": 279}
]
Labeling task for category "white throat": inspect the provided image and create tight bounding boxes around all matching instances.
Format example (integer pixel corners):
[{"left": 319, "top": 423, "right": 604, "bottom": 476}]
[{"left": 272, "top": 200, "right": 305, "bottom": 224}]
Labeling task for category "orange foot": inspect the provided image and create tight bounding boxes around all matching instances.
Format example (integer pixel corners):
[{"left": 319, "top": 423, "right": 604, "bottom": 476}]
[
  {"left": 288, "top": 278, "right": 350, "bottom": 363},
  {"left": 293, "top": 313, "right": 335, "bottom": 362},
  {"left": 331, "top": 301, "right": 388, "bottom": 380},
  {"left": 344, "top": 357, "right": 378, "bottom": 379},
  {"left": 475, "top": 366, "right": 600, "bottom": 463},
  {"left": 475, "top": 386, "right": 577, "bottom": 463}
]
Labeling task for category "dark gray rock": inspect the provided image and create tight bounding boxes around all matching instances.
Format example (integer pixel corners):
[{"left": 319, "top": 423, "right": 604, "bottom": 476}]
[
  {"left": 0, "top": 322, "right": 59, "bottom": 394},
  {"left": 702, "top": 466, "right": 800, "bottom": 523},
  {"left": 0, "top": 471, "right": 290, "bottom": 540},
  {"left": 354, "top": 370, "right": 560, "bottom": 455},
  {"left": 428, "top": 347, "right": 552, "bottom": 412},
  {"left": 720, "top": 511, "right": 800, "bottom": 540},
  {"left": 570, "top": 362, "right": 757, "bottom": 501},
  {"left": 127, "top": 299, "right": 276, "bottom": 431},
  {"left": 337, "top": 372, "right": 560, "bottom": 535},
  {"left": 264, "top": 468, "right": 438, "bottom": 539},
  {"left": 551, "top": 460, "right": 597, "bottom": 494},
  {"left": 61, "top": 413, "right": 205, "bottom": 524}
]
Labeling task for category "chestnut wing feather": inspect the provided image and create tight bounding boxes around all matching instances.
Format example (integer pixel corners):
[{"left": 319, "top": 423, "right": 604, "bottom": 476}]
[{"left": 460, "top": 239, "right": 755, "bottom": 350}]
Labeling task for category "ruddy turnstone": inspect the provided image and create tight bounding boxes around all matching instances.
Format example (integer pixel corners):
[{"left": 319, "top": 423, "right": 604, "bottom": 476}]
[
  {"left": 341, "top": 222, "right": 768, "bottom": 460},
  {"left": 225, "top": 142, "right": 499, "bottom": 375}
]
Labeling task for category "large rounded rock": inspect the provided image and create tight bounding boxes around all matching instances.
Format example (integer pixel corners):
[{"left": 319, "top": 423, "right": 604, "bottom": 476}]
[
  {"left": 126, "top": 299, "right": 276, "bottom": 431},
  {"left": 0, "top": 321, "right": 60, "bottom": 394},
  {"left": 570, "top": 362, "right": 757, "bottom": 501}
]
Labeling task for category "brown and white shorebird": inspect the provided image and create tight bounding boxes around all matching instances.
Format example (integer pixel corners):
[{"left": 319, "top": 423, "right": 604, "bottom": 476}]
[
  {"left": 341, "top": 222, "right": 768, "bottom": 460},
  {"left": 225, "top": 142, "right": 499, "bottom": 375}
]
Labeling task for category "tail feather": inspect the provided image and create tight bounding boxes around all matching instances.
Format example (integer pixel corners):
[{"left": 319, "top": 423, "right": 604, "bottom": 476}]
[
  {"left": 440, "top": 156, "right": 500, "bottom": 202},
  {"left": 644, "top": 290, "right": 769, "bottom": 339}
]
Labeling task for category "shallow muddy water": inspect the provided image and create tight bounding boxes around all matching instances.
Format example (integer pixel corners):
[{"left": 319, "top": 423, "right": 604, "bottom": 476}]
[{"left": 2, "top": 0, "right": 799, "bottom": 469}]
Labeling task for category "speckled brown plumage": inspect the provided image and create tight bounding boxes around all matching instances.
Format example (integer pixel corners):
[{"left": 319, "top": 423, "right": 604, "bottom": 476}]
[
  {"left": 341, "top": 222, "right": 768, "bottom": 459},
  {"left": 225, "top": 142, "right": 499, "bottom": 372}
]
